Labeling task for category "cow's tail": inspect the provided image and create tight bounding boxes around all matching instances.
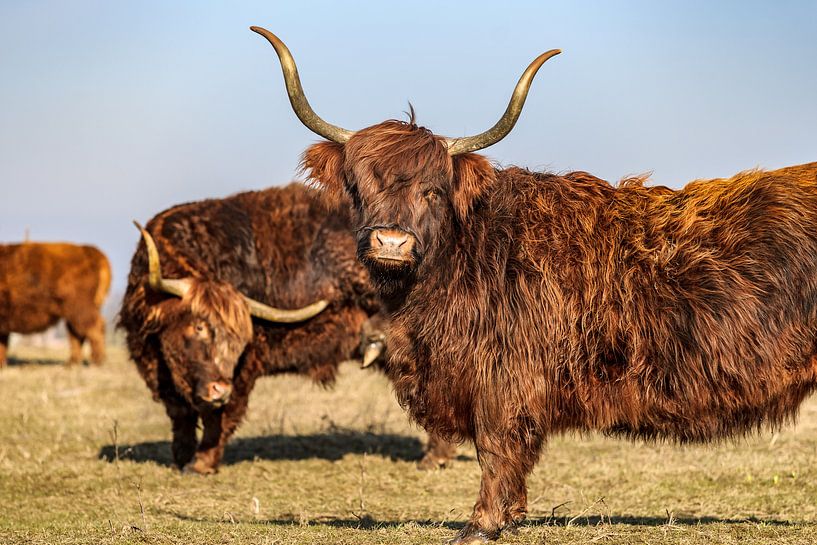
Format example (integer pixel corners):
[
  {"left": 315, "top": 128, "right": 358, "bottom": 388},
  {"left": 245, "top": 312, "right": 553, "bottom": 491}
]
[{"left": 95, "top": 253, "right": 112, "bottom": 307}]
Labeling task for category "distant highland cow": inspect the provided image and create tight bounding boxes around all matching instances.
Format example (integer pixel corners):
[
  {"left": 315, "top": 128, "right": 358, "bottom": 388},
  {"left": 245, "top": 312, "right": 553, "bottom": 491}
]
[
  {"left": 253, "top": 26, "right": 817, "bottom": 543},
  {"left": 0, "top": 242, "right": 111, "bottom": 367},
  {"left": 120, "top": 184, "right": 455, "bottom": 474}
]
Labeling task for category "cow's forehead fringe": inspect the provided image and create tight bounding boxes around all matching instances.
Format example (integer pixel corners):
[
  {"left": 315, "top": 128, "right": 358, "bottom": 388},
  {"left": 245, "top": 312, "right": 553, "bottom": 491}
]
[
  {"left": 184, "top": 280, "right": 252, "bottom": 341},
  {"left": 346, "top": 120, "right": 452, "bottom": 182}
]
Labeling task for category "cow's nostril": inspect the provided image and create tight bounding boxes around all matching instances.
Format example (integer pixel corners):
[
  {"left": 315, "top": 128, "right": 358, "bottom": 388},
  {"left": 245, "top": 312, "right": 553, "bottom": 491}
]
[
  {"left": 208, "top": 382, "right": 231, "bottom": 401},
  {"left": 375, "top": 232, "right": 384, "bottom": 245},
  {"left": 397, "top": 237, "right": 407, "bottom": 248}
]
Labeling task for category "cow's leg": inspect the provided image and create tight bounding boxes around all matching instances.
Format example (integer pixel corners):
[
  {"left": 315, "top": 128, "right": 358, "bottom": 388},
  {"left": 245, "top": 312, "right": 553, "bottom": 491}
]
[
  {"left": 451, "top": 431, "right": 542, "bottom": 544},
  {"left": 65, "top": 323, "right": 84, "bottom": 365},
  {"left": 87, "top": 314, "right": 106, "bottom": 365},
  {"left": 183, "top": 356, "right": 259, "bottom": 475},
  {"left": 166, "top": 403, "right": 198, "bottom": 469},
  {"left": 184, "top": 391, "right": 251, "bottom": 475},
  {"left": 418, "top": 432, "right": 457, "bottom": 470},
  {"left": 0, "top": 333, "right": 8, "bottom": 368}
]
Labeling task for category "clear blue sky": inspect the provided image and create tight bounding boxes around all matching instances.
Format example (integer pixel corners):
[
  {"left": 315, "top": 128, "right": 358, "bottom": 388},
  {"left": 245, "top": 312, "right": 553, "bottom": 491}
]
[{"left": 1, "top": 1, "right": 816, "bottom": 292}]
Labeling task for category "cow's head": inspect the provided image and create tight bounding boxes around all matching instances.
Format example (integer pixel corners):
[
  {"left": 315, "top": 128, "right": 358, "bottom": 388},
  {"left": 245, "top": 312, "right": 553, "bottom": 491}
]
[
  {"left": 135, "top": 223, "right": 328, "bottom": 409},
  {"left": 251, "top": 27, "right": 558, "bottom": 295}
]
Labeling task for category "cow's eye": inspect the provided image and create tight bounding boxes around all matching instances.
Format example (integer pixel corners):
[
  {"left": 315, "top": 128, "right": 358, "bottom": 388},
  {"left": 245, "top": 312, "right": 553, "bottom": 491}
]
[{"left": 195, "top": 324, "right": 206, "bottom": 334}]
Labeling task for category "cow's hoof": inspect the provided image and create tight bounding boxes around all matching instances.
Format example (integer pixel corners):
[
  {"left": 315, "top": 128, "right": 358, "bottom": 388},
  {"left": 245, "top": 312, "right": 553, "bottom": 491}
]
[
  {"left": 446, "top": 525, "right": 495, "bottom": 544},
  {"left": 417, "top": 453, "right": 450, "bottom": 471},
  {"left": 182, "top": 459, "right": 217, "bottom": 475}
]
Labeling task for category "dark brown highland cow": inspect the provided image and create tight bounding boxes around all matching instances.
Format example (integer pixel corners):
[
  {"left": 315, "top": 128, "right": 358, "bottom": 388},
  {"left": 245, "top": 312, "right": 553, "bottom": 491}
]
[
  {"left": 0, "top": 242, "right": 110, "bottom": 367},
  {"left": 120, "top": 183, "right": 455, "bottom": 474},
  {"left": 253, "top": 26, "right": 817, "bottom": 544}
]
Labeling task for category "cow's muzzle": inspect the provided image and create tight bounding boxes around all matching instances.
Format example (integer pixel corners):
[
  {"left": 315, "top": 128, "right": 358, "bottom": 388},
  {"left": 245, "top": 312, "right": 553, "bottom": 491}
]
[
  {"left": 197, "top": 380, "right": 233, "bottom": 407},
  {"left": 367, "top": 228, "right": 416, "bottom": 265}
]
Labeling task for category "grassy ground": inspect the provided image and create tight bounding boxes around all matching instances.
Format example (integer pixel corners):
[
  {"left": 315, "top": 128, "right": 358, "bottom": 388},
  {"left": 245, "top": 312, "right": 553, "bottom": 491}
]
[{"left": 1, "top": 344, "right": 817, "bottom": 544}]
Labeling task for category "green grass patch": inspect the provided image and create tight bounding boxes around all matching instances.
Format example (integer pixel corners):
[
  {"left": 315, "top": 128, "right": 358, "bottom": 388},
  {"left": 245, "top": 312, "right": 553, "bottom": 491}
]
[{"left": 2, "top": 345, "right": 817, "bottom": 544}]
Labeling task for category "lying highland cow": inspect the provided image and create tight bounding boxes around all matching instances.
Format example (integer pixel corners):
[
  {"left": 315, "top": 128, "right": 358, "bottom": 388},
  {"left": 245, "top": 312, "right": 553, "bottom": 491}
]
[
  {"left": 253, "top": 26, "right": 817, "bottom": 543},
  {"left": 120, "top": 184, "right": 454, "bottom": 474},
  {"left": 0, "top": 242, "right": 110, "bottom": 367}
]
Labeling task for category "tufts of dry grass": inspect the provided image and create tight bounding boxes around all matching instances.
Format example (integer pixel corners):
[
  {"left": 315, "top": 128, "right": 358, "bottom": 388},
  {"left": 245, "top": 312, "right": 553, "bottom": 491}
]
[{"left": 1, "top": 345, "right": 817, "bottom": 544}]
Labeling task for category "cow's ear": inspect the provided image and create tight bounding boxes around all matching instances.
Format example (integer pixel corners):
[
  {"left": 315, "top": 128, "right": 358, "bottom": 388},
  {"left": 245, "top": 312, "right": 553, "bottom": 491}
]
[
  {"left": 301, "top": 141, "right": 347, "bottom": 207},
  {"left": 451, "top": 153, "right": 496, "bottom": 221},
  {"left": 142, "top": 303, "right": 167, "bottom": 335}
]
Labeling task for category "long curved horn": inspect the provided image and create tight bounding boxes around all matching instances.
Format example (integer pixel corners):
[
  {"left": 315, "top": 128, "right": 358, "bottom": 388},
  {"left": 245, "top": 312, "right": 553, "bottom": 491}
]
[
  {"left": 134, "top": 221, "right": 191, "bottom": 298},
  {"left": 133, "top": 221, "right": 328, "bottom": 323},
  {"left": 243, "top": 297, "right": 329, "bottom": 323},
  {"left": 250, "top": 26, "right": 354, "bottom": 144},
  {"left": 444, "top": 49, "right": 561, "bottom": 155}
]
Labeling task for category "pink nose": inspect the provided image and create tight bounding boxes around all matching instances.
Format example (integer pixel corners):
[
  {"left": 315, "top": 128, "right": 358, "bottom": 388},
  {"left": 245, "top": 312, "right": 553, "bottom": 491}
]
[
  {"left": 369, "top": 229, "right": 415, "bottom": 261},
  {"left": 206, "top": 381, "right": 232, "bottom": 402}
]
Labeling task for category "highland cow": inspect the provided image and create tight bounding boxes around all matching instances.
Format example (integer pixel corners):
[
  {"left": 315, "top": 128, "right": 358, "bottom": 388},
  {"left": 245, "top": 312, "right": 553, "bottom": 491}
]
[
  {"left": 0, "top": 242, "right": 110, "bottom": 366},
  {"left": 120, "top": 184, "right": 455, "bottom": 474},
  {"left": 253, "top": 26, "right": 817, "bottom": 543}
]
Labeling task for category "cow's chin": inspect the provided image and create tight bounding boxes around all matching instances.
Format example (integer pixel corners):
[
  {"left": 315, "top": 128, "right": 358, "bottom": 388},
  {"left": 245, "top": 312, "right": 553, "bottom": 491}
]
[
  {"left": 195, "top": 396, "right": 230, "bottom": 411},
  {"left": 360, "top": 253, "right": 418, "bottom": 298}
]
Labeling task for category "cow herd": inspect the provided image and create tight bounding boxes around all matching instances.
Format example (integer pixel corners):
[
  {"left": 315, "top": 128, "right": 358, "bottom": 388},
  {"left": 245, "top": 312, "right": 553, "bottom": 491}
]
[{"left": 2, "top": 26, "right": 817, "bottom": 544}]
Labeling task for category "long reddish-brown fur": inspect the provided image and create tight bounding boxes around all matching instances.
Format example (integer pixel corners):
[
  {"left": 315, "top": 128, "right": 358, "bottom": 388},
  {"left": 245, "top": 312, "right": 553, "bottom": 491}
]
[
  {"left": 0, "top": 242, "right": 110, "bottom": 366},
  {"left": 303, "top": 119, "right": 817, "bottom": 542},
  {"left": 119, "top": 183, "right": 455, "bottom": 473}
]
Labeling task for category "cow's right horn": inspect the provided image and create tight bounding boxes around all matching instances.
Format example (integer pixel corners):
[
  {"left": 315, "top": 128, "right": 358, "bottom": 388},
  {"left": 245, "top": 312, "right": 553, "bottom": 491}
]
[
  {"left": 251, "top": 26, "right": 355, "bottom": 144},
  {"left": 134, "top": 221, "right": 191, "bottom": 298},
  {"left": 133, "top": 221, "right": 329, "bottom": 323}
]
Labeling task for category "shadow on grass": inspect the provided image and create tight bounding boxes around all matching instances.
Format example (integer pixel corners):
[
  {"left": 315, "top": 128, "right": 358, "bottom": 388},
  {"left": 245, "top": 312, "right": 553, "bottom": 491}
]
[
  {"left": 527, "top": 514, "right": 797, "bottom": 527},
  {"left": 6, "top": 355, "right": 67, "bottom": 367},
  {"left": 162, "top": 512, "right": 798, "bottom": 529},
  {"left": 163, "top": 511, "right": 466, "bottom": 530},
  {"left": 98, "top": 430, "right": 428, "bottom": 466}
]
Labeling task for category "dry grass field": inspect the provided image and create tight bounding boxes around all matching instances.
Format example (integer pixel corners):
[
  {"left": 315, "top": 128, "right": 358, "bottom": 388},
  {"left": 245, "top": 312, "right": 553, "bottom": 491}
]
[{"left": 2, "top": 342, "right": 817, "bottom": 544}]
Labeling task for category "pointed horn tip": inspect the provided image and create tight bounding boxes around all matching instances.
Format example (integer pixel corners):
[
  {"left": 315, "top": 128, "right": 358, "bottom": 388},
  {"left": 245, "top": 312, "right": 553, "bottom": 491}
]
[
  {"left": 361, "top": 342, "right": 384, "bottom": 369},
  {"left": 133, "top": 220, "right": 144, "bottom": 231}
]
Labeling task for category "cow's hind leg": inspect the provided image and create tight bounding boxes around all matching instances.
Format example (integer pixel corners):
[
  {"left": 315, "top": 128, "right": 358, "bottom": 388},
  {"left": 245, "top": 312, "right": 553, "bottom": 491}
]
[
  {"left": 167, "top": 403, "right": 198, "bottom": 469},
  {"left": 451, "top": 430, "right": 543, "bottom": 544},
  {"left": 418, "top": 432, "right": 458, "bottom": 470},
  {"left": 65, "top": 323, "right": 84, "bottom": 365},
  {"left": 87, "top": 314, "right": 106, "bottom": 365},
  {"left": 0, "top": 333, "right": 8, "bottom": 368}
]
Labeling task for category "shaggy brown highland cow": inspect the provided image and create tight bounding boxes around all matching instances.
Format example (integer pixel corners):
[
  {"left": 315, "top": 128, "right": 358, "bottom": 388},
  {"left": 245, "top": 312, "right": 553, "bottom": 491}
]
[
  {"left": 0, "top": 242, "right": 110, "bottom": 366},
  {"left": 253, "top": 26, "right": 817, "bottom": 543},
  {"left": 120, "top": 183, "right": 455, "bottom": 474}
]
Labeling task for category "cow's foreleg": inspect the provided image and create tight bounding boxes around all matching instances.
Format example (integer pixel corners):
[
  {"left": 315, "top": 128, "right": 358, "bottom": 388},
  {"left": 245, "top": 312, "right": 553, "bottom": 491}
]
[
  {"left": 0, "top": 333, "right": 8, "bottom": 368},
  {"left": 418, "top": 432, "right": 457, "bottom": 470},
  {"left": 184, "top": 394, "right": 249, "bottom": 475},
  {"left": 451, "top": 431, "right": 541, "bottom": 544},
  {"left": 166, "top": 403, "right": 198, "bottom": 469}
]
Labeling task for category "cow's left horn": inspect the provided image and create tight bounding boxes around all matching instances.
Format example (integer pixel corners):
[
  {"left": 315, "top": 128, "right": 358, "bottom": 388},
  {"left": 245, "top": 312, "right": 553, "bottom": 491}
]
[
  {"left": 444, "top": 49, "right": 561, "bottom": 155},
  {"left": 243, "top": 296, "right": 329, "bottom": 323},
  {"left": 134, "top": 221, "right": 192, "bottom": 298},
  {"left": 251, "top": 26, "right": 354, "bottom": 144}
]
